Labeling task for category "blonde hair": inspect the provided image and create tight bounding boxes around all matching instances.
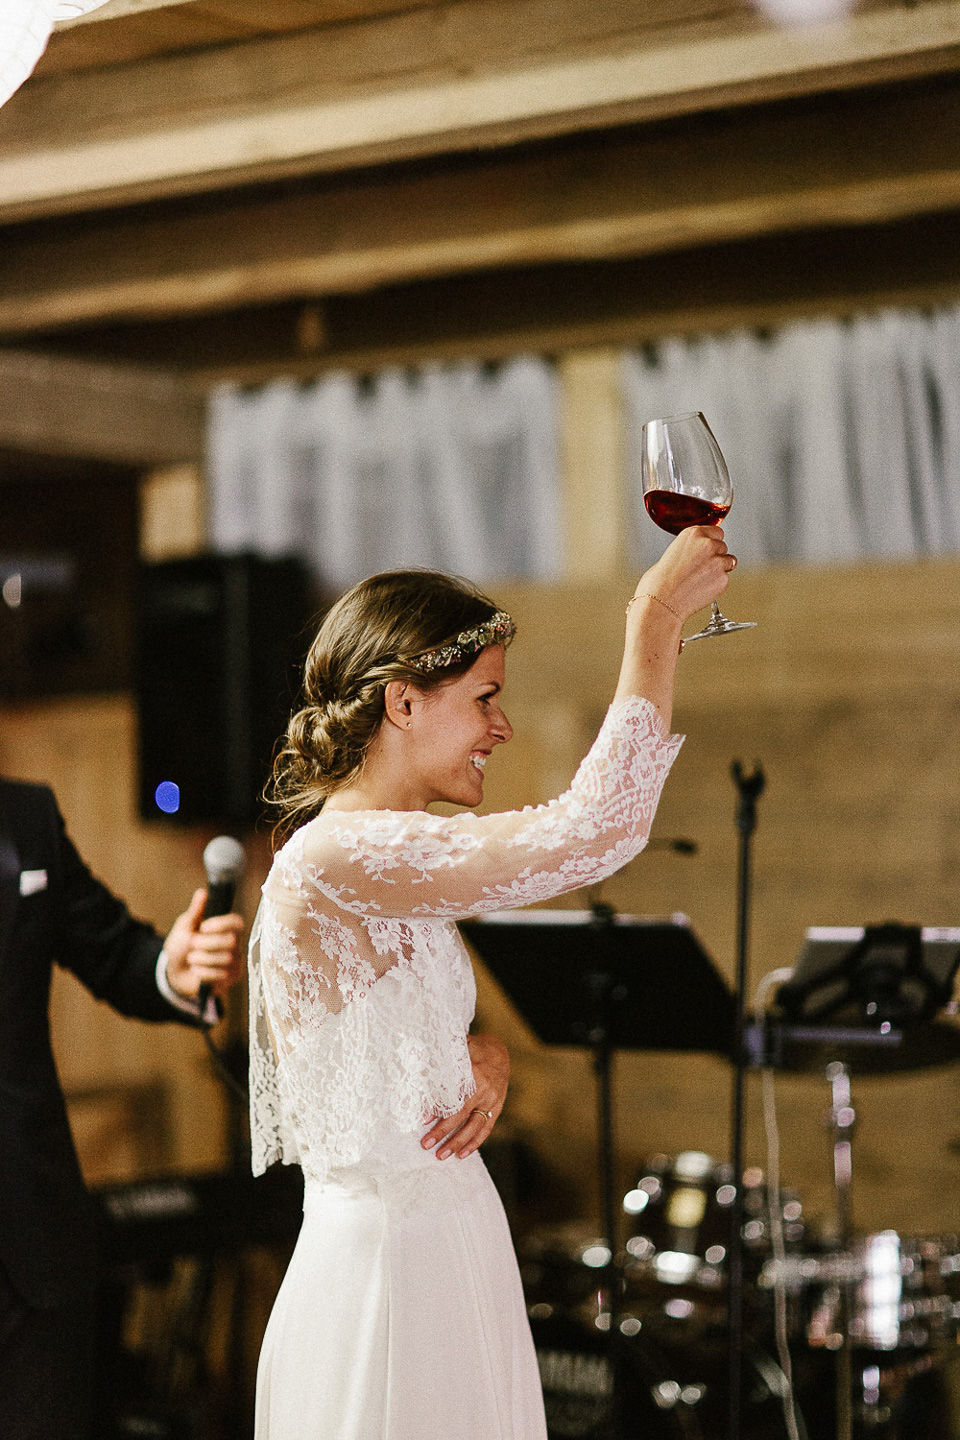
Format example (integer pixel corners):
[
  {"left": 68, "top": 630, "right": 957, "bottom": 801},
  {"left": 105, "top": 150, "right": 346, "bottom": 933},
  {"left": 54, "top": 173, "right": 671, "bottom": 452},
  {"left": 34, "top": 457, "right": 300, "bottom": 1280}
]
[{"left": 269, "top": 570, "right": 507, "bottom": 836}]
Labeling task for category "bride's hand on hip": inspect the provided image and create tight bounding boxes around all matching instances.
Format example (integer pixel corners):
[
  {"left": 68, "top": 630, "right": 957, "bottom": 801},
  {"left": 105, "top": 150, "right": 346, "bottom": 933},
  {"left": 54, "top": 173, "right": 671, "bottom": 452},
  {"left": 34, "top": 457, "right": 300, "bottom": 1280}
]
[{"left": 422, "top": 1032, "right": 510, "bottom": 1161}]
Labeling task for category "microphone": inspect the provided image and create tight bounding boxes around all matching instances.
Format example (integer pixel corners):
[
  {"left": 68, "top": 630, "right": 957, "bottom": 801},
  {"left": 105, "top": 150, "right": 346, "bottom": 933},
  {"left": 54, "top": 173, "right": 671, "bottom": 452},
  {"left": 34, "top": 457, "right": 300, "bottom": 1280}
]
[{"left": 198, "top": 835, "right": 245, "bottom": 1022}]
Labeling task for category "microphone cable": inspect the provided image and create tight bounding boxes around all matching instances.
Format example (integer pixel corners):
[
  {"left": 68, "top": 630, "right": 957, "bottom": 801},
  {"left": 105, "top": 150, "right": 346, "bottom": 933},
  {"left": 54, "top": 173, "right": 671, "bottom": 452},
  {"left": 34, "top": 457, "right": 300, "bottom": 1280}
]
[
  {"left": 201, "top": 1022, "right": 249, "bottom": 1104},
  {"left": 754, "top": 965, "right": 807, "bottom": 1440}
]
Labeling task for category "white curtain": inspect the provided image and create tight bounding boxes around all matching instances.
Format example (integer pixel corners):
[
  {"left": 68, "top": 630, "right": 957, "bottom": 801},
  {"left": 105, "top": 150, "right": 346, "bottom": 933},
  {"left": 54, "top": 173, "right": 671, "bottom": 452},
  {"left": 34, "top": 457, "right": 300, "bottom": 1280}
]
[
  {"left": 207, "top": 358, "right": 562, "bottom": 588},
  {"left": 623, "top": 306, "right": 960, "bottom": 569}
]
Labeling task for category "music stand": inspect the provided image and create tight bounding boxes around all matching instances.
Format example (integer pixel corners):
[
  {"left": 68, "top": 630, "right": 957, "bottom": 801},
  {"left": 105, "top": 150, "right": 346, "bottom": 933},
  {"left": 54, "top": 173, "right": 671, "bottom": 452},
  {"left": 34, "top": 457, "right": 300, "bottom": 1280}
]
[
  {"left": 777, "top": 923, "right": 960, "bottom": 1025},
  {"left": 460, "top": 908, "right": 733, "bottom": 1053},
  {"left": 460, "top": 906, "right": 733, "bottom": 1440}
]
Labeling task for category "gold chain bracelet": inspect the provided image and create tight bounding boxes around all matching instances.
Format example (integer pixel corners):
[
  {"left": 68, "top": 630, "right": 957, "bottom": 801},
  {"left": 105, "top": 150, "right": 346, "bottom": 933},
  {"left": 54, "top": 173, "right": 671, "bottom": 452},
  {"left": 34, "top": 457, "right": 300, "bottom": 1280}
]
[{"left": 626, "top": 592, "right": 683, "bottom": 622}]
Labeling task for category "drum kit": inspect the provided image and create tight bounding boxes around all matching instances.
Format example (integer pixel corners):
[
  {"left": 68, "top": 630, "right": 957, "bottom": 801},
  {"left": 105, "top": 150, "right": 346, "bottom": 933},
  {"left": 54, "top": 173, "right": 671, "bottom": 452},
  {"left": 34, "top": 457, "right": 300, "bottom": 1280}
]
[
  {"left": 486, "top": 921, "right": 960, "bottom": 1440},
  {"left": 521, "top": 1151, "right": 960, "bottom": 1440}
]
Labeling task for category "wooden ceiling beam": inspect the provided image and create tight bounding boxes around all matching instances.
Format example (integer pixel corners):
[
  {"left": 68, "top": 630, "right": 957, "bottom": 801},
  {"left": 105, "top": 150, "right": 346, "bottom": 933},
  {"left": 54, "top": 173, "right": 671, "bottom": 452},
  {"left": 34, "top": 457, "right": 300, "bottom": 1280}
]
[
  {"left": 1, "top": 0, "right": 958, "bottom": 221},
  {"left": 54, "top": 0, "right": 201, "bottom": 25},
  {"left": 201, "top": 213, "right": 960, "bottom": 380},
  {"left": 19, "top": 209, "right": 960, "bottom": 382},
  {"left": 0, "top": 351, "right": 204, "bottom": 464},
  {"left": 2, "top": 77, "right": 958, "bottom": 337},
  {"left": 40, "top": 2, "right": 434, "bottom": 78}
]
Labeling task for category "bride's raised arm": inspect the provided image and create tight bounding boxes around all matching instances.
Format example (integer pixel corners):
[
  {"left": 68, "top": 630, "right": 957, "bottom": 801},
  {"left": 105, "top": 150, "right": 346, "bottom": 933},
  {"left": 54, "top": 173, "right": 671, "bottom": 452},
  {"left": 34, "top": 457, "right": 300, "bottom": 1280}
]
[
  {"left": 613, "top": 523, "right": 732, "bottom": 727},
  {"left": 273, "top": 526, "right": 734, "bottom": 923},
  {"left": 279, "top": 695, "right": 676, "bottom": 921}
]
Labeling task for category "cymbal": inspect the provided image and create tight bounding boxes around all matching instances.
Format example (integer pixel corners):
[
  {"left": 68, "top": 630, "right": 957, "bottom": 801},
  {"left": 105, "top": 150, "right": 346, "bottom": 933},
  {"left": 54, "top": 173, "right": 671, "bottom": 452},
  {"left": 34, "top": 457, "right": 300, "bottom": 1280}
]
[{"left": 748, "top": 1016, "right": 960, "bottom": 1075}]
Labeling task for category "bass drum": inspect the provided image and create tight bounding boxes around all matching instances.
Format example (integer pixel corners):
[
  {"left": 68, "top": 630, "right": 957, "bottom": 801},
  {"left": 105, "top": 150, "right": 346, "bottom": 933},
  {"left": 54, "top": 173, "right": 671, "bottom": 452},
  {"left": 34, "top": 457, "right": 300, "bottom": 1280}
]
[{"left": 528, "top": 1301, "right": 797, "bottom": 1440}]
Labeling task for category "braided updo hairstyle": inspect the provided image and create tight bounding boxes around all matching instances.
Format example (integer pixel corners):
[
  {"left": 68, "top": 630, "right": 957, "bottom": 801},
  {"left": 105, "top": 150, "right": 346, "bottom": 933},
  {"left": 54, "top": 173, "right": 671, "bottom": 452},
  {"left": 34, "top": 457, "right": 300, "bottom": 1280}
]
[{"left": 269, "top": 569, "right": 507, "bottom": 836}]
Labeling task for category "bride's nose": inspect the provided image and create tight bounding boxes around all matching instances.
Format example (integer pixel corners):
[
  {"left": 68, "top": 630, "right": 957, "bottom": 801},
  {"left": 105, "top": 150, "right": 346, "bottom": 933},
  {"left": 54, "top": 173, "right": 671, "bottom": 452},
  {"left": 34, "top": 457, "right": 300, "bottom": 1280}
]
[{"left": 491, "top": 708, "right": 513, "bottom": 744}]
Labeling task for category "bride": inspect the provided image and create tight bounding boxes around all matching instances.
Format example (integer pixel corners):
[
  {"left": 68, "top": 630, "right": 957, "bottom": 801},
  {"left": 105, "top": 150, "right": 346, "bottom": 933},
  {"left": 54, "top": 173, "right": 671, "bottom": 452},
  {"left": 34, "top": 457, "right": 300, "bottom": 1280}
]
[{"left": 249, "top": 524, "right": 734, "bottom": 1440}]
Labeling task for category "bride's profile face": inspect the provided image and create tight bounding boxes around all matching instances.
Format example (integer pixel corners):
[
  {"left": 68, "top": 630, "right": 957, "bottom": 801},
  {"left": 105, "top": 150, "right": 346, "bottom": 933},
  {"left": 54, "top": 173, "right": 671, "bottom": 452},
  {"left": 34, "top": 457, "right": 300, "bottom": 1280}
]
[{"left": 410, "top": 644, "right": 513, "bottom": 809}]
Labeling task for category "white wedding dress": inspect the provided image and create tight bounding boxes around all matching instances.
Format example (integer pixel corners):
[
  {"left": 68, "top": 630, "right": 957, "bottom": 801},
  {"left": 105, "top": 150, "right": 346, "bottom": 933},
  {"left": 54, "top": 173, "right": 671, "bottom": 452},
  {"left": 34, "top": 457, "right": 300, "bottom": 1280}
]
[{"left": 249, "top": 696, "right": 682, "bottom": 1440}]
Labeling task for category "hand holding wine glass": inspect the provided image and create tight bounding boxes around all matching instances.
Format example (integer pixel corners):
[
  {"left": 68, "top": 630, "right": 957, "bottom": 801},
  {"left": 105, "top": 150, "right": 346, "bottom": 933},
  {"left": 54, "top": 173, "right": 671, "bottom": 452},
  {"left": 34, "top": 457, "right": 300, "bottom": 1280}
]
[{"left": 641, "top": 412, "right": 756, "bottom": 643}]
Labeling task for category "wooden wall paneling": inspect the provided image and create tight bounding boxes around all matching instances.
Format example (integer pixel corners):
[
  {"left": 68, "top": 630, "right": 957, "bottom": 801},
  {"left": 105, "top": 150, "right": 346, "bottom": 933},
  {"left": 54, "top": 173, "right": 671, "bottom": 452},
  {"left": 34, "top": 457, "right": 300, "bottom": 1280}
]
[
  {"left": 139, "top": 462, "right": 208, "bottom": 560},
  {"left": 0, "top": 350, "right": 204, "bottom": 464},
  {"left": 2, "top": 0, "right": 958, "bottom": 219},
  {"left": 482, "top": 561, "right": 960, "bottom": 1236},
  {"left": 557, "top": 348, "right": 627, "bottom": 583},
  {"left": 66, "top": 1080, "right": 174, "bottom": 1186},
  {"left": 4, "top": 77, "right": 960, "bottom": 337}
]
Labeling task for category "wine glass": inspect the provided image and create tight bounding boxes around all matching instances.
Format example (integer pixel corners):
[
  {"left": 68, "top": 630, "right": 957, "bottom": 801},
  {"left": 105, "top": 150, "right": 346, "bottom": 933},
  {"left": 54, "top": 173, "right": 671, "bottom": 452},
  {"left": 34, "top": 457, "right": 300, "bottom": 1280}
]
[{"left": 641, "top": 411, "right": 756, "bottom": 643}]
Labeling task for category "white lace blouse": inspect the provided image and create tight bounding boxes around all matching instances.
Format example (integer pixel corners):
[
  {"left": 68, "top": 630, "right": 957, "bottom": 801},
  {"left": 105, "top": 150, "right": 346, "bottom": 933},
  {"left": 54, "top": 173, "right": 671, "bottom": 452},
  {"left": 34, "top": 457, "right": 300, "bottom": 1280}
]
[{"left": 248, "top": 695, "right": 683, "bottom": 1182}]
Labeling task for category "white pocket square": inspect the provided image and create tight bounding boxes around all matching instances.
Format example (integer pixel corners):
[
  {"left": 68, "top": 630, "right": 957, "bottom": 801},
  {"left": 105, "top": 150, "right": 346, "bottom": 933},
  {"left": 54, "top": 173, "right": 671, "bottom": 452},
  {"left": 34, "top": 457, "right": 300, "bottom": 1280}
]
[{"left": 19, "top": 869, "right": 48, "bottom": 896}]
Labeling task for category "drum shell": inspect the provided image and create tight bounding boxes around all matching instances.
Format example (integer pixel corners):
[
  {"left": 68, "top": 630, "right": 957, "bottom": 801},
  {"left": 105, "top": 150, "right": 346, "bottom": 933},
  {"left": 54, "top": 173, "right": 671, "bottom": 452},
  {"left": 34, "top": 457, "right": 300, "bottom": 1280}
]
[{"left": 622, "top": 1154, "right": 805, "bottom": 1314}]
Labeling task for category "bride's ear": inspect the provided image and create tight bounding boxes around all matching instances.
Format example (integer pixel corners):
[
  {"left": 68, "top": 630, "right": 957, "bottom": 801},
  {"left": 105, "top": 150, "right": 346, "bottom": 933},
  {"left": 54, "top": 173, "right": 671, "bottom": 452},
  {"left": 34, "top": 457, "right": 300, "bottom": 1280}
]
[{"left": 383, "top": 680, "right": 415, "bottom": 731}]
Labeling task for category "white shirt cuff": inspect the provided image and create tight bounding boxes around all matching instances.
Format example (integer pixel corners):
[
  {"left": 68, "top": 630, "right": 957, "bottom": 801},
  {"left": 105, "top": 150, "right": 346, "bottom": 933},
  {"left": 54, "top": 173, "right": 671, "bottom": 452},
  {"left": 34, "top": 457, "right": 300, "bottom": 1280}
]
[{"left": 156, "top": 950, "right": 219, "bottom": 1025}]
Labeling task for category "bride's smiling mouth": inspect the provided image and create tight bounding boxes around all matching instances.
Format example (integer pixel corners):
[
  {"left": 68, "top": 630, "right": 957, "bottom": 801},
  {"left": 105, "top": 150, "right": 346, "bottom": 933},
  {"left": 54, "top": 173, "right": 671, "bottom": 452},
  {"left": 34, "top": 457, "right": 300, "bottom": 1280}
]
[{"left": 469, "top": 752, "right": 489, "bottom": 773}]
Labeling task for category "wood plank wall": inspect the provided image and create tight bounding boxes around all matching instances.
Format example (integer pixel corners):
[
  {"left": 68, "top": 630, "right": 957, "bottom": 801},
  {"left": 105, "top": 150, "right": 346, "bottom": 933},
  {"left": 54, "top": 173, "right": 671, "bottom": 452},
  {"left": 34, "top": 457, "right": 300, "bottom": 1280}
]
[
  {"left": 485, "top": 558, "right": 960, "bottom": 1240},
  {"left": 2, "top": 346, "right": 957, "bottom": 1246}
]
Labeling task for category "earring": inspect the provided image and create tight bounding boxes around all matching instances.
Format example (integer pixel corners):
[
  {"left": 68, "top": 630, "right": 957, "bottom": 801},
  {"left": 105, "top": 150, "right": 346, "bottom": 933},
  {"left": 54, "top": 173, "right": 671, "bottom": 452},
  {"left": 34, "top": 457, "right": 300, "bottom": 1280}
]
[{"left": 407, "top": 721, "right": 412, "bottom": 729}]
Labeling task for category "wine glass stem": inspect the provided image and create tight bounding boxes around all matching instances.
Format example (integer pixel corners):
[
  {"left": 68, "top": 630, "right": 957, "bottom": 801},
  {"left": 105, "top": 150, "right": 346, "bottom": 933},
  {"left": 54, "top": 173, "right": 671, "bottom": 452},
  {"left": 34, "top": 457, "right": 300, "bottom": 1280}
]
[{"left": 711, "top": 602, "right": 723, "bottom": 621}]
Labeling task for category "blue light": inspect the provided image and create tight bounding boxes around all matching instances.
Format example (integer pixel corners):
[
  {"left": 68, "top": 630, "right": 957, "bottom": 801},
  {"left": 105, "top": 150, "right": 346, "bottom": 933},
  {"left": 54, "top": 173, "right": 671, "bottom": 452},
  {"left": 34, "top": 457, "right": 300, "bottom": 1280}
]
[{"left": 155, "top": 781, "right": 181, "bottom": 814}]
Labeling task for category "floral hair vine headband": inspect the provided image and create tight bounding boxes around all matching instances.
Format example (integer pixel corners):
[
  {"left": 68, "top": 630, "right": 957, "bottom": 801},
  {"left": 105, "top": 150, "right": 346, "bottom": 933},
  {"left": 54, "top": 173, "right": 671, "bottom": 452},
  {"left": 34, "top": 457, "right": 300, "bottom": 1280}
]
[{"left": 407, "top": 611, "right": 516, "bottom": 674}]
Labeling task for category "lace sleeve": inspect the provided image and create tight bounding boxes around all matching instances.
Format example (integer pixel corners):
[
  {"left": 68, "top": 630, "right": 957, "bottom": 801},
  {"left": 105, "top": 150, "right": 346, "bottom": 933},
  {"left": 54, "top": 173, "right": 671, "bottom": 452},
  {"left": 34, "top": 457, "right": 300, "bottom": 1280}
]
[
  {"left": 247, "top": 900, "right": 301, "bottom": 1176},
  {"left": 292, "top": 696, "right": 682, "bottom": 921}
]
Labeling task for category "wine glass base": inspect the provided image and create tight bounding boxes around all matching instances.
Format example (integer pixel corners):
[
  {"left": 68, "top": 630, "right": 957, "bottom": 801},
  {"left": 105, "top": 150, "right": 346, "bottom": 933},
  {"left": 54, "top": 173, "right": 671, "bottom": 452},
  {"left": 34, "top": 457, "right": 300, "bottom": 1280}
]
[{"left": 683, "top": 615, "right": 758, "bottom": 644}]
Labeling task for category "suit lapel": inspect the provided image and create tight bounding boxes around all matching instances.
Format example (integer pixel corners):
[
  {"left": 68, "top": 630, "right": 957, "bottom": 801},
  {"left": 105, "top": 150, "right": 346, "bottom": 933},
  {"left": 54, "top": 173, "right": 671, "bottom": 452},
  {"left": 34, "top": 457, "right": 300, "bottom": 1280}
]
[{"left": 0, "top": 787, "right": 21, "bottom": 965}]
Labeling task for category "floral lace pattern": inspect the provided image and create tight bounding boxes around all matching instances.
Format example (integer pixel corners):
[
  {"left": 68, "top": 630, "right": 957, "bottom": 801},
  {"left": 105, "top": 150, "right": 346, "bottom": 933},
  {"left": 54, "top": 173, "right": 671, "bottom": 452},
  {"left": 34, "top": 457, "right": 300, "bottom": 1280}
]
[{"left": 249, "top": 696, "right": 682, "bottom": 1180}]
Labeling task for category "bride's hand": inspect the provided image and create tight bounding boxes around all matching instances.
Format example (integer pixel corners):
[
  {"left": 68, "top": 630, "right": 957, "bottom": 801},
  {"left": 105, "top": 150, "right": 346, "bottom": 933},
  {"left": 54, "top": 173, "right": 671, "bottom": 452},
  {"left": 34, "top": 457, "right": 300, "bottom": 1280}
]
[
  {"left": 421, "top": 1032, "right": 510, "bottom": 1160},
  {"left": 635, "top": 524, "right": 735, "bottom": 623}
]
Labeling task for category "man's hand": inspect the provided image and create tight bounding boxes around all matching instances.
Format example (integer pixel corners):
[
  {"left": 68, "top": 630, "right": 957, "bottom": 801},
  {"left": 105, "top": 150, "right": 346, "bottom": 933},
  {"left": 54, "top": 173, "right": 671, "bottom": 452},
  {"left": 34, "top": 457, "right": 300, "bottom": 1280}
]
[
  {"left": 164, "top": 888, "right": 244, "bottom": 1003},
  {"left": 422, "top": 1032, "right": 510, "bottom": 1161}
]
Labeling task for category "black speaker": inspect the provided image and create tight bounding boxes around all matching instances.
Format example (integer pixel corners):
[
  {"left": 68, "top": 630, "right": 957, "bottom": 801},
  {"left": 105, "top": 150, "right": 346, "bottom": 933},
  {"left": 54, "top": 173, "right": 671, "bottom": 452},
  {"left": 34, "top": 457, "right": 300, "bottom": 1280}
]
[{"left": 136, "top": 553, "right": 313, "bottom": 825}]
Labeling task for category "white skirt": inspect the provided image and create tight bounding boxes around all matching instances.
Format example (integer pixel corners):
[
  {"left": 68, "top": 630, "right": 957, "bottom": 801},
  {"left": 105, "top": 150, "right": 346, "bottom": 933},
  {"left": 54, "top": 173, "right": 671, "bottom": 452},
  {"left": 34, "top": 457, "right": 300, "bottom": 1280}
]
[{"left": 255, "top": 1142, "right": 547, "bottom": 1440}]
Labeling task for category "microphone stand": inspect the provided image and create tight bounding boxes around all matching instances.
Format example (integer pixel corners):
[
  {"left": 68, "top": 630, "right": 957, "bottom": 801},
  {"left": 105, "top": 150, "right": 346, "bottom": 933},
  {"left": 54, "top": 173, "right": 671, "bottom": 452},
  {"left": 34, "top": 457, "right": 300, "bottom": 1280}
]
[{"left": 728, "top": 760, "right": 765, "bottom": 1440}]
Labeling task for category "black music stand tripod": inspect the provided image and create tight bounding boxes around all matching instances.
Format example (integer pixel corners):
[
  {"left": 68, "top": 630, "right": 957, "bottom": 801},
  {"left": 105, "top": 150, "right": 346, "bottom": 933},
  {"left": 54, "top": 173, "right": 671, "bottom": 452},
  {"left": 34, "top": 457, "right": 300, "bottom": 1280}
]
[{"left": 461, "top": 907, "right": 734, "bottom": 1440}]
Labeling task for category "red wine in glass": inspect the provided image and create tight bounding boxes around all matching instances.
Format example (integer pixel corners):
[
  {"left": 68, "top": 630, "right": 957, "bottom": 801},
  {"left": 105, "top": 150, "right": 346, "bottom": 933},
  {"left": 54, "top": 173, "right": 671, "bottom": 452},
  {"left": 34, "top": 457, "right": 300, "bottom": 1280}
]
[
  {"left": 644, "top": 491, "right": 730, "bottom": 535},
  {"left": 640, "top": 412, "right": 756, "bottom": 642}
]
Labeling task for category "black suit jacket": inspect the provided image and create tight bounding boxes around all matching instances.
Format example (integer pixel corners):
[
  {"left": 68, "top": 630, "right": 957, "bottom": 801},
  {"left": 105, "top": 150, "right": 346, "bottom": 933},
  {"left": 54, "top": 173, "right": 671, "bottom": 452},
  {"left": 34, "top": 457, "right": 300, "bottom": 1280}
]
[{"left": 0, "top": 779, "right": 200, "bottom": 1308}]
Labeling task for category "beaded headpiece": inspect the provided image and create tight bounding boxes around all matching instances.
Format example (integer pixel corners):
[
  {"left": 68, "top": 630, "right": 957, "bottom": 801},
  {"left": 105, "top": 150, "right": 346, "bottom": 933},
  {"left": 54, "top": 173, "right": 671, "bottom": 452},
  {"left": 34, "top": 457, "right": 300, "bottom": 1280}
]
[{"left": 407, "top": 610, "right": 516, "bottom": 674}]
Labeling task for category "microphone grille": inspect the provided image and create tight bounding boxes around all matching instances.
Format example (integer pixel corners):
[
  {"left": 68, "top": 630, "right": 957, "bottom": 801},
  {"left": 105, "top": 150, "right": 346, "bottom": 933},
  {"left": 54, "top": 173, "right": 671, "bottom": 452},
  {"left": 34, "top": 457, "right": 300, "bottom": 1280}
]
[{"left": 203, "top": 835, "right": 245, "bottom": 884}]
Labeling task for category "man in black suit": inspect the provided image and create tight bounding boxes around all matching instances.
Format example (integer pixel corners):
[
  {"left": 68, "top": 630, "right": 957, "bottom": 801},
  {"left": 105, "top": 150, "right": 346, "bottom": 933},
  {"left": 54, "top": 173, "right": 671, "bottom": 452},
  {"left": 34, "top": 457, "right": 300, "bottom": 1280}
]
[{"left": 0, "top": 777, "right": 243, "bottom": 1440}]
